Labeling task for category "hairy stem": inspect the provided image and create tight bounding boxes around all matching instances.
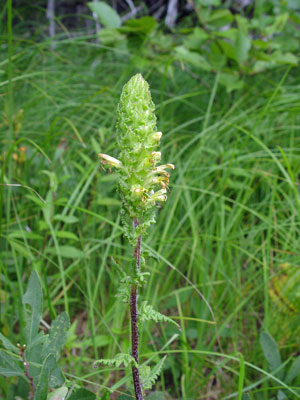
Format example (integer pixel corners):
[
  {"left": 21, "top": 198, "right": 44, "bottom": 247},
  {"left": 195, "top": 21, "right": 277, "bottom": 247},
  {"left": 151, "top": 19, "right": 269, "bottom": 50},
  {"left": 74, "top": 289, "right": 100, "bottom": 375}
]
[{"left": 130, "top": 219, "right": 143, "bottom": 399}]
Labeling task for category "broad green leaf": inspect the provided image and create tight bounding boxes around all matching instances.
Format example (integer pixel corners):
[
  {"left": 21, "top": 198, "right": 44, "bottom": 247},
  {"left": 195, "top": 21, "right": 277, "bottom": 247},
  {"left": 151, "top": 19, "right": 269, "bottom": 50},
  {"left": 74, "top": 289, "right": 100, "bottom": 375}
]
[
  {"left": 42, "top": 313, "right": 70, "bottom": 360},
  {"left": 48, "top": 386, "right": 68, "bottom": 400},
  {"left": 46, "top": 246, "right": 85, "bottom": 259},
  {"left": 285, "top": 355, "right": 300, "bottom": 384},
  {"left": 121, "top": 16, "right": 157, "bottom": 36},
  {"left": 207, "top": 9, "right": 233, "bottom": 28},
  {"left": 34, "top": 354, "right": 57, "bottom": 400},
  {"left": 54, "top": 231, "right": 79, "bottom": 241},
  {"left": 183, "top": 27, "right": 209, "bottom": 50},
  {"left": 219, "top": 73, "right": 244, "bottom": 93},
  {"left": 87, "top": 1, "right": 121, "bottom": 28},
  {"left": 67, "top": 388, "right": 96, "bottom": 400},
  {"left": 0, "top": 333, "right": 19, "bottom": 354},
  {"left": 260, "top": 332, "right": 283, "bottom": 380},
  {"left": 175, "top": 46, "right": 211, "bottom": 71},
  {"left": 98, "top": 28, "right": 124, "bottom": 46},
  {"left": 23, "top": 271, "right": 42, "bottom": 345},
  {"left": 235, "top": 16, "right": 251, "bottom": 63},
  {"left": 0, "top": 350, "right": 24, "bottom": 377}
]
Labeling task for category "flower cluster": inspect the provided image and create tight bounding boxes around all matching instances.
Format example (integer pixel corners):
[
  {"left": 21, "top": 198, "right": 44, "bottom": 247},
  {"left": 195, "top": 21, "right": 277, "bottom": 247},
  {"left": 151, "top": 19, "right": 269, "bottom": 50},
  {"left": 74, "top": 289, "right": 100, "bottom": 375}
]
[{"left": 99, "top": 74, "right": 174, "bottom": 241}]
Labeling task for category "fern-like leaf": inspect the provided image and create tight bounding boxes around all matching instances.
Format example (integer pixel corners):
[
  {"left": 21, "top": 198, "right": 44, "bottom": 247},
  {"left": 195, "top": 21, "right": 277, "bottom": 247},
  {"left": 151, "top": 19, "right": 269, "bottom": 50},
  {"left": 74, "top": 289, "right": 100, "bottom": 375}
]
[
  {"left": 115, "top": 275, "right": 131, "bottom": 303},
  {"left": 94, "top": 353, "right": 137, "bottom": 369},
  {"left": 139, "top": 301, "right": 180, "bottom": 329},
  {"left": 140, "top": 356, "right": 167, "bottom": 390}
]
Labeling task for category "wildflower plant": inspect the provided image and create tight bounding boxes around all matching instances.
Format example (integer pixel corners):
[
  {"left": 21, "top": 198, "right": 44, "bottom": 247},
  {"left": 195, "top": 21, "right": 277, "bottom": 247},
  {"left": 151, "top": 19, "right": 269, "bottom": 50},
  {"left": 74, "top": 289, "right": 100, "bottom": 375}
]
[{"left": 98, "top": 74, "right": 177, "bottom": 399}]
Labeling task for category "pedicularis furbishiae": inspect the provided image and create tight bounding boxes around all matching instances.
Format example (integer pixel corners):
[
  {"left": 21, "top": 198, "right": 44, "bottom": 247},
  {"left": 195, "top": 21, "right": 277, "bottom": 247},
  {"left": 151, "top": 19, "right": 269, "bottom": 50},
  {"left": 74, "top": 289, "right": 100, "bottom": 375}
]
[{"left": 97, "top": 74, "right": 179, "bottom": 399}]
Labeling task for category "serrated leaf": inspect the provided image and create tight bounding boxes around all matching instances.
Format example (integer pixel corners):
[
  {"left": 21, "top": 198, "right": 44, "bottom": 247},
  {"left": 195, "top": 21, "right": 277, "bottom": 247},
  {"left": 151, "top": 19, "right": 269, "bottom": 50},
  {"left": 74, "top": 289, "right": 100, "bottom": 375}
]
[
  {"left": 260, "top": 331, "right": 283, "bottom": 380},
  {"left": 67, "top": 388, "right": 96, "bottom": 400},
  {"left": 42, "top": 313, "right": 70, "bottom": 360},
  {"left": 285, "top": 355, "right": 300, "bottom": 384},
  {"left": 47, "top": 386, "right": 68, "bottom": 400},
  {"left": 139, "top": 301, "right": 180, "bottom": 329},
  {"left": 23, "top": 271, "right": 42, "bottom": 345},
  {"left": 94, "top": 353, "right": 137, "bottom": 368},
  {"left": 0, "top": 333, "right": 19, "bottom": 354},
  {"left": 46, "top": 246, "right": 85, "bottom": 259},
  {"left": 34, "top": 354, "right": 57, "bottom": 400},
  {"left": 0, "top": 350, "right": 24, "bottom": 377},
  {"left": 87, "top": 1, "right": 121, "bottom": 28},
  {"left": 141, "top": 356, "right": 167, "bottom": 390}
]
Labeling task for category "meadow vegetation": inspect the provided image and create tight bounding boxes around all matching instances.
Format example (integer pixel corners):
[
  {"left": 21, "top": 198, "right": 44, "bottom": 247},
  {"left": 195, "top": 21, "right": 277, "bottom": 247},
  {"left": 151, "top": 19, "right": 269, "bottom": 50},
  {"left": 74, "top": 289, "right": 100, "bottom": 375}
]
[{"left": 1, "top": 1, "right": 300, "bottom": 399}]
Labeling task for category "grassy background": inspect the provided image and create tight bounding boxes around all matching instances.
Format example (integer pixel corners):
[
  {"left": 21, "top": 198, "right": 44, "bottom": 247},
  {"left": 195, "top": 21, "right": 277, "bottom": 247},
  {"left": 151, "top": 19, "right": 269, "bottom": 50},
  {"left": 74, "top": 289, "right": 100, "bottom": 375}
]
[{"left": 1, "top": 22, "right": 300, "bottom": 399}]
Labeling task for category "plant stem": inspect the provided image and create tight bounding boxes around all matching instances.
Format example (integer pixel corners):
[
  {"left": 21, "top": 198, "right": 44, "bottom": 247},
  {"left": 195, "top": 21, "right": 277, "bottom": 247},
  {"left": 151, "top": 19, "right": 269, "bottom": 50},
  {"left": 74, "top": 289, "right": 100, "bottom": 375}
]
[{"left": 130, "top": 219, "right": 143, "bottom": 400}]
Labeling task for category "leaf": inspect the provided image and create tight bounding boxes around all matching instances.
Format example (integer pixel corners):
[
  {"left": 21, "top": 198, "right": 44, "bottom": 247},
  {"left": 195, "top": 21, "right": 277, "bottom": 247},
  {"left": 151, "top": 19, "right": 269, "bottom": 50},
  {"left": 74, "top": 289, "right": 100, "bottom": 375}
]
[
  {"left": 0, "top": 333, "right": 19, "bottom": 354},
  {"left": 285, "top": 355, "right": 300, "bottom": 384},
  {"left": 207, "top": 9, "right": 233, "bottom": 29},
  {"left": 141, "top": 356, "right": 167, "bottom": 390},
  {"left": 219, "top": 73, "right": 244, "bottom": 92},
  {"left": 121, "top": 16, "right": 157, "bottom": 36},
  {"left": 0, "top": 350, "right": 24, "bottom": 377},
  {"left": 235, "top": 16, "right": 251, "bottom": 63},
  {"left": 54, "top": 231, "right": 79, "bottom": 241},
  {"left": 46, "top": 246, "right": 85, "bottom": 259},
  {"left": 42, "top": 313, "right": 70, "bottom": 361},
  {"left": 47, "top": 386, "right": 68, "bottom": 400},
  {"left": 87, "top": 1, "right": 121, "bottom": 28},
  {"left": 53, "top": 215, "right": 79, "bottom": 224},
  {"left": 139, "top": 301, "right": 180, "bottom": 329},
  {"left": 34, "top": 354, "right": 57, "bottom": 400},
  {"left": 67, "top": 388, "right": 96, "bottom": 400},
  {"left": 183, "top": 27, "right": 209, "bottom": 50},
  {"left": 260, "top": 331, "right": 283, "bottom": 380},
  {"left": 94, "top": 353, "right": 137, "bottom": 368},
  {"left": 23, "top": 271, "right": 42, "bottom": 345},
  {"left": 175, "top": 46, "right": 212, "bottom": 71}
]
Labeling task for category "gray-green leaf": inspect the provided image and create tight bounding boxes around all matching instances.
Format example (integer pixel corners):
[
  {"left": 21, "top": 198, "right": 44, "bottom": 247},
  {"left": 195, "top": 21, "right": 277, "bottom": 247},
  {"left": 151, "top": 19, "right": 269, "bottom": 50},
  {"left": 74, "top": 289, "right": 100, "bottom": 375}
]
[
  {"left": 23, "top": 271, "right": 42, "bottom": 345},
  {"left": 42, "top": 312, "right": 70, "bottom": 360},
  {"left": 34, "top": 354, "right": 57, "bottom": 400},
  {"left": 260, "top": 331, "right": 283, "bottom": 380}
]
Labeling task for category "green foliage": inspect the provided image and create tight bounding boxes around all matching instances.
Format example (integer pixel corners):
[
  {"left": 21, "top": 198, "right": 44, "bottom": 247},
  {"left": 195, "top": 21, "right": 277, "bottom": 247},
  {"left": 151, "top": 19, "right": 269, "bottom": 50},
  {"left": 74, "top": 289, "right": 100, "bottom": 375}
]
[
  {"left": 94, "top": 353, "right": 138, "bottom": 368},
  {"left": 260, "top": 331, "right": 300, "bottom": 399},
  {"left": 87, "top": 1, "right": 121, "bottom": 28},
  {"left": 139, "top": 301, "right": 180, "bottom": 329},
  {"left": 0, "top": 272, "right": 70, "bottom": 399},
  {"left": 140, "top": 356, "right": 167, "bottom": 390}
]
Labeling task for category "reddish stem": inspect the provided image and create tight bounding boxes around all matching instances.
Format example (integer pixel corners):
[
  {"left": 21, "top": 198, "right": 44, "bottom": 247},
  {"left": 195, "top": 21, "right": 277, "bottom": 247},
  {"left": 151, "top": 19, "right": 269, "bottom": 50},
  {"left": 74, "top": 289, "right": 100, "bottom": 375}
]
[{"left": 130, "top": 219, "right": 143, "bottom": 399}]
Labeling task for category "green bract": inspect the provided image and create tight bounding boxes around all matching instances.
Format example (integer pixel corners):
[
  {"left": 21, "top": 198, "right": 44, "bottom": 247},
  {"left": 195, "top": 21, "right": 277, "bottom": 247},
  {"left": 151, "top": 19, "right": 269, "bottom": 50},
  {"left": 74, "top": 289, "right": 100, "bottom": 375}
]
[{"left": 99, "top": 74, "right": 174, "bottom": 242}]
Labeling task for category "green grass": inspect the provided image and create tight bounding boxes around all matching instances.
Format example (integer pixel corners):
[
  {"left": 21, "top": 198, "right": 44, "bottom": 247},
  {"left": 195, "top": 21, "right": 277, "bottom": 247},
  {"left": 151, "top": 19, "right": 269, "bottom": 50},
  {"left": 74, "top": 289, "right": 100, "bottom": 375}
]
[{"left": 1, "top": 25, "right": 300, "bottom": 399}]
